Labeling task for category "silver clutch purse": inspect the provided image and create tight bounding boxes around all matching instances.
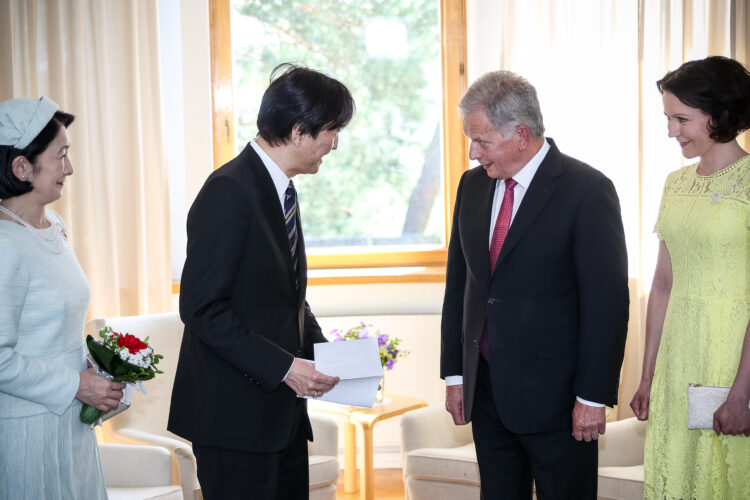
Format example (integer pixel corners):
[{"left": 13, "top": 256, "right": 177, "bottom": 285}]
[{"left": 686, "top": 384, "right": 750, "bottom": 429}]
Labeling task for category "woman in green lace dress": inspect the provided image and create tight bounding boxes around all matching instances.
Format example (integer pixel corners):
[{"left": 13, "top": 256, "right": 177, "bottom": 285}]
[{"left": 630, "top": 56, "right": 750, "bottom": 499}]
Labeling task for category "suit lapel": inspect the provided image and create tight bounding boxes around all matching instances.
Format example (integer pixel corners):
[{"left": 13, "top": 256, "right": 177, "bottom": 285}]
[
  {"left": 494, "top": 141, "right": 562, "bottom": 269},
  {"left": 241, "top": 146, "right": 299, "bottom": 284},
  {"left": 462, "top": 172, "right": 497, "bottom": 283}
]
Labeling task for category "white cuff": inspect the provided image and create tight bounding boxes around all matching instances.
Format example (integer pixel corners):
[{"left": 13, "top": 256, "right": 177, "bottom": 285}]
[
  {"left": 576, "top": 396, "right": 604, "bottom": 407},
  {"left": 445, "top": 375, "right": 463, "bottom": 386},
  {"left": 281, "top": 359, "right": 294, "bottom": 382}
]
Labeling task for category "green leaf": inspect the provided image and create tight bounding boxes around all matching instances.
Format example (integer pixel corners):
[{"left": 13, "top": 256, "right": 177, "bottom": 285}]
[{"left": 80, "top": 403, "right": 102, "bottom": 425}]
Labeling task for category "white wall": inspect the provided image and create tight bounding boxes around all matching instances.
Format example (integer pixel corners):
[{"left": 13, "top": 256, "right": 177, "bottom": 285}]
[{"left": 159, "top": 0, "right": 213, "bottom": 281}]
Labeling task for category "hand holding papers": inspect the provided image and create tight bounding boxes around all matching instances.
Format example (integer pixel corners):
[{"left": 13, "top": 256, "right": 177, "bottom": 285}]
[{"left": 311, "top": 338, "right": 382, "bottom": 407}]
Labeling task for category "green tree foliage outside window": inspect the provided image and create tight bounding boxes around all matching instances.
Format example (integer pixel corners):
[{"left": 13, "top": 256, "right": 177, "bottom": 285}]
[{"left": 231, "top": 0, "right": 444, "bottom": 249}]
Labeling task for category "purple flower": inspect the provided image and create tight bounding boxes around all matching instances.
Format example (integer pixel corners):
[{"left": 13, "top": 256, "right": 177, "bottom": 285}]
[
  {"left": 333, "top": 333, "right": 343, "bottom": 341},
  {"left": 386, "top": 359, "right": 395, "bottom": 370},
  {"left": 359, "top": 321, "right": 366, "bottom": 327},
  {"left": 378, "top": 333, "right": 389, "bottom": 346},
  {"left": 358, "top": 329, "right": 370, "bottom": 339}
]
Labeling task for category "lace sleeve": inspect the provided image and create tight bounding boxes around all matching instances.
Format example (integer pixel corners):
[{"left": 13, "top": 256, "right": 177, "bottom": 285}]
[{"left": 654, "top": 172, "right": 673, "bottom": 241}]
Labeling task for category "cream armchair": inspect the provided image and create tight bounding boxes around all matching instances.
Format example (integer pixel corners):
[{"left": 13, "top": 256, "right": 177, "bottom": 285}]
[
  {"left": 597, "top": 417, "right": 647, "bottom": 500},
  {"left": 401, "top": 405, "right": 647, "bottom": 500},
  {"left": 99, "top": 443, "right": 183, "bottom": 499},
  {"left": 400, "top": 405, "right": 480, "bottom": 500},
  {"left": 86, "top": 313, "right": 199, "bottom": 500},
  {"left": 86, "top": 312, "right": 340, "bottom": 500},
  {"left": 308, "top": 413, "right": 341, "bottom": 500}
]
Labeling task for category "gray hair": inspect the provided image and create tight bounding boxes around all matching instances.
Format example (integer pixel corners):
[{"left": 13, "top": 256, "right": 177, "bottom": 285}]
[{"left": 459, "top": 70, "right": 545, "bottom": 138}]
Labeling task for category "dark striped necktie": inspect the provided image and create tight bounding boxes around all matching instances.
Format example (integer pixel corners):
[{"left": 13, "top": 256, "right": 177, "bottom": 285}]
[{"left": 284, "top": 181, "right": 299, "bottom": 286}]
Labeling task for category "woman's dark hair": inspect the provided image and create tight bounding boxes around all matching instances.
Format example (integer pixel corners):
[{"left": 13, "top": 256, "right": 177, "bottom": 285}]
[
  {"left": 257, "top": 63, "right": 355, "bottom": 146},
  {"left": 0, "top": 111, "right": 75, "bottom": 199},
  {"left": 657, "top": 56, "right": 750, "bottom": 143}
]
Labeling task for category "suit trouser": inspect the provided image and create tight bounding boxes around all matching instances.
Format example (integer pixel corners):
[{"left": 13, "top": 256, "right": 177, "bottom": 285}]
[
  {"left": 193, "top": 402, "right": 309, "bottom": 500},
  {"left": 472, "top": 357, "right": 598, "bottom": 500}
]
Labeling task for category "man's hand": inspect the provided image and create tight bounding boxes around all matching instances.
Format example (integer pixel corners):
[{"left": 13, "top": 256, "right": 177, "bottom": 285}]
[
  {"left": 445, "top": 384, "right": 467, "bottom": 425},
  {"left": 283, "top": 358, "right": 339, "bottom": 398},
  {"left": 572, "top": 400, "right": 606, "bottom": 442},
  {"left": 76, "top": 368, "right": 125, "bottom": 411},
  {"left": 713, "top": 396, "right": 750, "bottom": 436}
]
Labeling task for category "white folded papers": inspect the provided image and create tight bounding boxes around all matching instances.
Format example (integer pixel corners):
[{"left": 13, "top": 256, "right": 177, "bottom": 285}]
[{"left": 310, "top": 338, "right": 382, "bottom": 407}]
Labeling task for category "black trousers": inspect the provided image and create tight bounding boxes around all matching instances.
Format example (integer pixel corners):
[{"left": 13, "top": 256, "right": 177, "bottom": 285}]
[
  {"left": 472, "top": 357, "right": 598, "bottom": 500},
  {"left": 193, "top": 407, "right": 309, "bottom": 500}
]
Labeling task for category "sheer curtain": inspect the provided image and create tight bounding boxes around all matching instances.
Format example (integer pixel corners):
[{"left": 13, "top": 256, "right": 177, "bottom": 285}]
[
  {"left": 0, "top": 0, "right": 172, "bottom": 317},
  {"left": 466, "top": 0, "right": 748, "bottom": 418}
]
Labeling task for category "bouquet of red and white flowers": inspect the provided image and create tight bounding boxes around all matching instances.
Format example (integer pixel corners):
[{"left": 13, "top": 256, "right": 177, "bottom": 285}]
[{"left": 79, "top": 326, "right": 164, "bottom": 425}]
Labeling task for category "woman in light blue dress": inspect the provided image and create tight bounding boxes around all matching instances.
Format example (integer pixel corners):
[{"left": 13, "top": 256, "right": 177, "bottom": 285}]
[{"left": 0, "top": 97, "right": 125, "bottom": 499}]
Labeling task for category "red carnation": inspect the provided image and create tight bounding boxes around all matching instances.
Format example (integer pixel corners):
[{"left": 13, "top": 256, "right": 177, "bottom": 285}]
[{"left": 116, "top": 333, "right": 148, "bottom": 354}]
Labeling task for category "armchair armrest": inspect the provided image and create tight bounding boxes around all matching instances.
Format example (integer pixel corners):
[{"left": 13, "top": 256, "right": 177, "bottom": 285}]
[
  {"left": 98, "top": 443, "right": 172, "bottom": 488},
  {"left": 400, "top": 405, "right": 474, "bottom": 454},
  {"left": 111, "top": 427, "right": 200, "bottom": 500},
  {"left": 309, "top": 413, "right": 339, "bottom": 457},
  {"left": 598, "top": 417, "right": 647, "bottom": 467}
]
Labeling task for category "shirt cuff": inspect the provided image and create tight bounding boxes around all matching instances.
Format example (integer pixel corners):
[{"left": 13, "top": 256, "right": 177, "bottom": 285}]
[
  {"left": 281, "top": 359, "right": 294, "bottom": 382},
  {"left": 576, "top": 396, "right": 604, "bottom": 407},
  {"left": 445, "top": 375, "right": 463, "bottom": 386}
]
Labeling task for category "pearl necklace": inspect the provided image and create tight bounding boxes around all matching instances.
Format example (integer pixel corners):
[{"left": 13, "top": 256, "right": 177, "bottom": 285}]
[
  {"left": 0, "top": 204, "right": 65, "bottom": 254},
  {"left": 701, "top": 155, "right": 747, "bottom": 205}
]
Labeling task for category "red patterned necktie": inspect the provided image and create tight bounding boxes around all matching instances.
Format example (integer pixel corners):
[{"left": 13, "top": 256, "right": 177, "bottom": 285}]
[
  {"left": 489, "top": 178, "right": 517, "bottom": 271},
  {"left": 481, "top": 178, "right": 517, "bottom": 360}
]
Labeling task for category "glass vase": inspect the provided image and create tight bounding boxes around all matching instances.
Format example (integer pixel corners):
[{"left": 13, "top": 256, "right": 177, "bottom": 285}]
[{"left": 375, "top": 368, "right": 385, "bottom": 403}]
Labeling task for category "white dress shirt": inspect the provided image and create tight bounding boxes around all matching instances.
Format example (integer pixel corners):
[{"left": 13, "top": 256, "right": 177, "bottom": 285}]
[{"left": 250, "top": 139, "right": 291, "bottom": 210}]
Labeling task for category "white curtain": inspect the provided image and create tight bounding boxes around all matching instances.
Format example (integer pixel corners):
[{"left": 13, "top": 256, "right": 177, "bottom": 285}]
[
  {"left": 466, "top": 0, "right": 748, "bottom": 418},
  {"left": 0, "top": 0, "right": 172, "bottom": 317}
]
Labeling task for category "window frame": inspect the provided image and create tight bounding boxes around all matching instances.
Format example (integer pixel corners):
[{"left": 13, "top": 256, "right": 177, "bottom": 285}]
[{"left": 208, "top": 0, "right": 467, "bottom": 282}]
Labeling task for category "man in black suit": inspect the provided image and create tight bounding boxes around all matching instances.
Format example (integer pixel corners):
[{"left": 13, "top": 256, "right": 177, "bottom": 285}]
[
  {"left": 441, "top": 70, "right": 629, "bottom": 499},
  {"left": 168, "top": 64, "right": 354, "bottom": 500}
]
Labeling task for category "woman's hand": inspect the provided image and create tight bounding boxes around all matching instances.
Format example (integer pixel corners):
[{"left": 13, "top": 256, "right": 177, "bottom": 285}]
[
  {"left": 630, "top": 378, "right": 652, "bottom": 421},
  {"left": 76, "top": 368, "right": 125, "bottom": 411},
  {"left": 713, "top": 396, "right": 750, "bottom": 436}
]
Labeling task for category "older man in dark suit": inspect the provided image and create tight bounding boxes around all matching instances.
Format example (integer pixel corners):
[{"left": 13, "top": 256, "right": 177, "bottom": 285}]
[
  {"left": 168, "top": 64, "right": 354, "bottom": 500},
  {"left": 441, "top": 70, "right": 629, "bottom": 499}
]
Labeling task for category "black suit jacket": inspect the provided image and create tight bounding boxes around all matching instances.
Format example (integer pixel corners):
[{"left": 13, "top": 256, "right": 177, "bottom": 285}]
[
  {"left": 440, "top": 139, "right": 629, "bottom": 434},
  {"left": 168, "top": 143, "right": 327, "bottom": 452}
]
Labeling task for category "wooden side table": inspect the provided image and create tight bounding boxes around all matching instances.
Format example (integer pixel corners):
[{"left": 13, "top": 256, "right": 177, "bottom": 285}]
[{"left": 309, "top": 394, "right": 427, "bottom": 500}]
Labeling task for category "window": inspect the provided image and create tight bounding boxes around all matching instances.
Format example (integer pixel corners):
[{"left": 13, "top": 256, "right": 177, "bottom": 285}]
[{"left": 209, "top": 0, "right": 466, "bottom": 278}]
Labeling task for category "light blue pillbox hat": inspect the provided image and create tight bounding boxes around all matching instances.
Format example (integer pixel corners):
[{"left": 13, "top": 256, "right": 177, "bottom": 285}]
[{"left": 0, "top": 96, "right": 59, "bottom": 149}]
